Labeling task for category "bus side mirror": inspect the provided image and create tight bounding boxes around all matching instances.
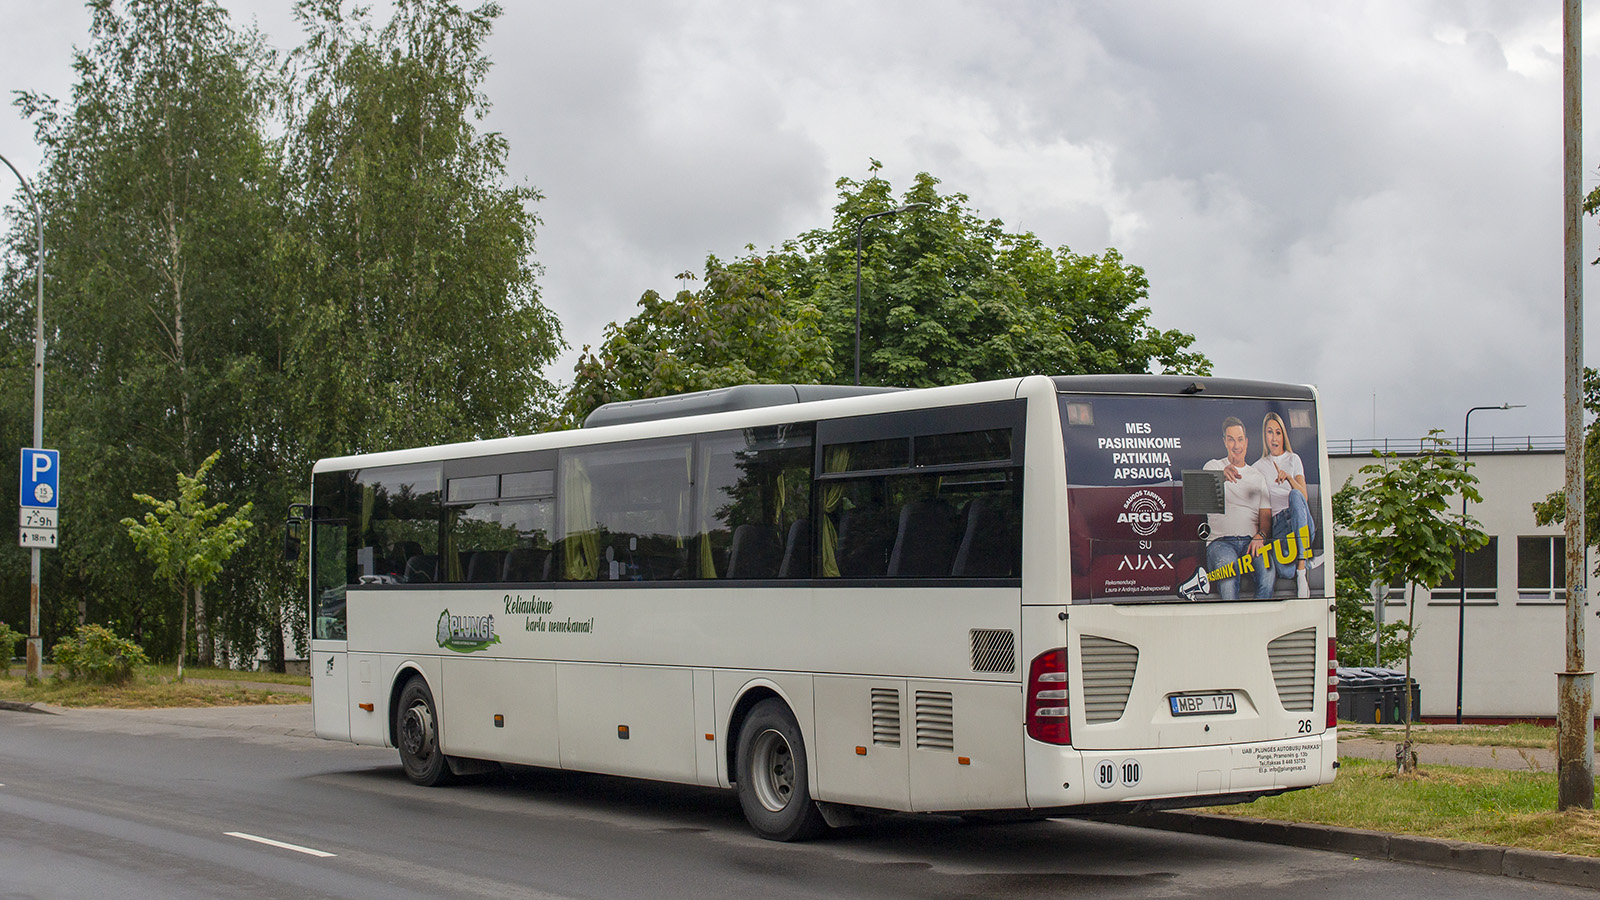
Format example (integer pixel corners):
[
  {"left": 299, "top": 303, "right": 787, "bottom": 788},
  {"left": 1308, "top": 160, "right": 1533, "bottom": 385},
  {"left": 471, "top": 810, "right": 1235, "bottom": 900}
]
[{"left": 283, "top": 518, "right": 303, "bottom": 561}]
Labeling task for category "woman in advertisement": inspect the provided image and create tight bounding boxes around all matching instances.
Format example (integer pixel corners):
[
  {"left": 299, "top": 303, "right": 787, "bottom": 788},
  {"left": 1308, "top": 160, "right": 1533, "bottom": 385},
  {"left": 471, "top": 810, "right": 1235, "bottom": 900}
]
[{"left": 1253, "top": 412, "right": 1315, "bottom": 597}]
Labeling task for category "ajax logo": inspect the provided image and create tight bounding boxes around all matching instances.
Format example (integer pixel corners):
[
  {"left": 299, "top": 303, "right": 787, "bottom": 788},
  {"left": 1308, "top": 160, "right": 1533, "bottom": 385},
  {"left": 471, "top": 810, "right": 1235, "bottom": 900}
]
[
  {"left": 1117, "top": 490, "right": 1173, "bottom": 537},
  {"left": 436, "top": 609, "right": 500, "bottom": 653}
]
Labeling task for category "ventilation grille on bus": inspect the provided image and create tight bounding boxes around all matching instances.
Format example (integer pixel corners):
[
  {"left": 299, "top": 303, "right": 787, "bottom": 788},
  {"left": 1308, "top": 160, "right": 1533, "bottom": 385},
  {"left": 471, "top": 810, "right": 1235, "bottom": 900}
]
[
  {"left": 871, "top": 687, "right": 901, "bottom": 747},
  {"left": 915, "top": 691, "right": 954, "bottom": 751},
  {"left": 970, "top": 629, "right": 1017, "bottom": 673},
  {"left": 1268, "top": 627, "right": 1318, "bottom": 712},
  {"left": 1080, "top": 635, "right": 1139, "bottom": 724}
]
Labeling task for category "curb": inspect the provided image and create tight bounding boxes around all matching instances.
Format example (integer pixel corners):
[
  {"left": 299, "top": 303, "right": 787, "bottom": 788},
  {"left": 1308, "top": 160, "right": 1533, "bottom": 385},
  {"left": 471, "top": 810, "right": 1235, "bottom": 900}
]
[
  {"left": 1106, "top": 810, "right": 1600, "bottom": 890},
  {"left": 0, "top": 699, "right": 59, "bottom": 715}
]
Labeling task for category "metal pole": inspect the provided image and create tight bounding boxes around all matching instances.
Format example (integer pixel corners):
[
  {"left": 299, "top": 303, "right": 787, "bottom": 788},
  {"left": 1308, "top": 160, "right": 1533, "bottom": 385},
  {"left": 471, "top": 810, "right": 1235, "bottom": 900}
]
[
  {"left": 1559, "top": 0, "right": 1594, "bottom": 812},
  {"left": 852, "top": 203, "right": 925, "bottom": 386},
  {"left": 0, "top": 151, "right": 44, "bottom": 684}
]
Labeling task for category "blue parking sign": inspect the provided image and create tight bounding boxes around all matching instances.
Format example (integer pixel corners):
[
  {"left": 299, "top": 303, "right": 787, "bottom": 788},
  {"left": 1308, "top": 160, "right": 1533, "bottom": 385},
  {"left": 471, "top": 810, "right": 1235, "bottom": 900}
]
[{"left": 20, "top": 448, "right": 58, "bottom": 510}]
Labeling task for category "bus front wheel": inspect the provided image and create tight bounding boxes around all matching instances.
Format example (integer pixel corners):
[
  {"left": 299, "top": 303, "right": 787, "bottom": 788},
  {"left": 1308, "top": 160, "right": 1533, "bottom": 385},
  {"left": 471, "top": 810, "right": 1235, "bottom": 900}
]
[
  {"left": 396, "top": 677, "right": 454, "bottom": 786},
  {"left": 735, "top": 699, "right": 828, "bottom": 841}
]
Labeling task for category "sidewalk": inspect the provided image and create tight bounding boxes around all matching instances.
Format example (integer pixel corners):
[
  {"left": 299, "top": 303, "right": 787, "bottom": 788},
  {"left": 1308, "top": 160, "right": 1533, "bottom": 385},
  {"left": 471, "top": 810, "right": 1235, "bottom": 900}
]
[{"left": 1339, "top": 737, "right": 1555, "bottom": 771}]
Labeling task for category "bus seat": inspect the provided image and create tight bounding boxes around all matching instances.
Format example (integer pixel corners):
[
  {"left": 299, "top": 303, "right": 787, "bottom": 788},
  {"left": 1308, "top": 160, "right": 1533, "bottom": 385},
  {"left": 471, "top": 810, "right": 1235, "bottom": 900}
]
[
  {"left": 952, "top": 497, "right": 1014, "bottom": 577},
  {"left": 778, "top": 519, "right": 811, "bottom": 578},
  {"left": 466, "top": 550, "right": 507, "bottom": 583},
  {"left": 403, "top": 554, "right": 439, "bottom": 584},
  {"left": 727, "top": 524, "right": 781, "bottom": 579},
  {"left": 501, "top": 547, "right": 548, "bottom": 582},
  {"left": 388, "top": 541, "right": 423, "bottom": 577},
  {"left": 887, "top": 499, "right": 958, "bottom": 577},
  {"left": 838, "top": 505, "right": 892, "bottom": 578}
]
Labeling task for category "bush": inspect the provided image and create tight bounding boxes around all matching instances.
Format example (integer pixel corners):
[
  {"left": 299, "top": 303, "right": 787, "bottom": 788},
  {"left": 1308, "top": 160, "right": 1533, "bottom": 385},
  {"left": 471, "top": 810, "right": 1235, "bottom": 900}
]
[
  {"left": 51, "top": 624, "right": 149, "bottom": 684},
  {"left": 0, "top": 622, "right": 21, "bottom": 677}
]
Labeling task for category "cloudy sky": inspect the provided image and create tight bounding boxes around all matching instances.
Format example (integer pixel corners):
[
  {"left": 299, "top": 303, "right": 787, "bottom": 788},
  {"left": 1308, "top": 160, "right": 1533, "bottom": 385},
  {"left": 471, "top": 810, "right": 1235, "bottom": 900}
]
[{"left": 1, "top": 1, "right": 1596, "bottom": 444}]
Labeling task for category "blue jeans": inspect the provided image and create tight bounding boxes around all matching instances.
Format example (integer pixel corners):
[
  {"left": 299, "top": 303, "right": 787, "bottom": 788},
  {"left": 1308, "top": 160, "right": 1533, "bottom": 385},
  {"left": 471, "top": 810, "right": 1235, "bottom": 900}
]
[
  {"left": 1206, "top": 535, "right": 1274, "bottom": 600},
  {"left": 1267, "top": 491, "right": 1316, "bottom": 581}
]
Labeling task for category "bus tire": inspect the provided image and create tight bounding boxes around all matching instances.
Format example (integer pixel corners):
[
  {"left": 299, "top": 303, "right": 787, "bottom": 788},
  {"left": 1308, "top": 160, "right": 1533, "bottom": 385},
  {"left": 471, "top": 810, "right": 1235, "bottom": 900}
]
[
  {"left": 735, "top": 699, "right": 828, "bottom": 841},
  {"left": 396, "top": 676, "right": 454, "bottom": 786}
]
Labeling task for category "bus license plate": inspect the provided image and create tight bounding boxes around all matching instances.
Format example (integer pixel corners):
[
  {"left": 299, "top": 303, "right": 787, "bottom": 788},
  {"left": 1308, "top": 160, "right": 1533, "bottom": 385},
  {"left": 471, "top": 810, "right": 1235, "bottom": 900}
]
[{"left": 1170, "top": 692, "right": 1236, "bottom": 716}]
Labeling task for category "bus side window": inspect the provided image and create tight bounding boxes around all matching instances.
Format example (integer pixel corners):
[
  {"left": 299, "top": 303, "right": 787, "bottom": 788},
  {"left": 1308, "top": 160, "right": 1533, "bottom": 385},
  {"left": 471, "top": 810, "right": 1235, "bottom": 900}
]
[
  {"left": 353, "top": 463, "right": 443, "bottom": 586},
  {"left": 557, "top": 439, "right": 694, "bottom": 582},
  {"left": 696, "top": 425, "right": 814, "bottom": 580}
]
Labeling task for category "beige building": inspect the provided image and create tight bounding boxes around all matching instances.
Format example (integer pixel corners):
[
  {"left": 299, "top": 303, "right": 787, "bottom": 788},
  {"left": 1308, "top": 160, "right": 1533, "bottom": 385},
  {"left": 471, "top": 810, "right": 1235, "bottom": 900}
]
[{"left": 1329, "top": 437, "right": 1588, "bottom": 720}]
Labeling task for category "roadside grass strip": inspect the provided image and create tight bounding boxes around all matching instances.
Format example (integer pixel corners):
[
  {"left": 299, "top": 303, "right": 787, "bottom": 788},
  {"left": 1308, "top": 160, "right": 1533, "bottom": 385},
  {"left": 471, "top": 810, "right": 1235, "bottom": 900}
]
[
  {"left": 0, "top": 672, "right": 309, "bottom": 708},
  {"left": 1342, "top": 722, "right": 1556, "bottom": 750},
  {"left": 1214, "top": 757, "right": 1600, "bottom": 856}
]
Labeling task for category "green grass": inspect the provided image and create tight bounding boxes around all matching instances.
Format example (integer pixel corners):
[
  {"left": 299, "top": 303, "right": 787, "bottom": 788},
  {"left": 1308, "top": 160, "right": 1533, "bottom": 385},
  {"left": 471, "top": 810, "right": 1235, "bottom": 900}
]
[
  {"left": 1215, "top": 757, "right": 1600, "bottom": 856},
  {"left": 1341, "top": 722, "right": 1556, "bottom": 750},
  {"left": 0, "top": 669, "right": 309, "bottom": 708},
  {"left": 146, "top": 665, "right": 310, "bottom": 686}
]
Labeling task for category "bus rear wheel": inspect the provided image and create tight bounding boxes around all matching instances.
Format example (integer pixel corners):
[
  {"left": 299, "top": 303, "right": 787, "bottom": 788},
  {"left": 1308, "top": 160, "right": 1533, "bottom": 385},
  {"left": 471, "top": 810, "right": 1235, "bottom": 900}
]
[
  {"left": 735, "top": 699, "right": 828, "bottom": 841},
  {"left": 396, "top": 677, "right": 454, "bottom": 786}
]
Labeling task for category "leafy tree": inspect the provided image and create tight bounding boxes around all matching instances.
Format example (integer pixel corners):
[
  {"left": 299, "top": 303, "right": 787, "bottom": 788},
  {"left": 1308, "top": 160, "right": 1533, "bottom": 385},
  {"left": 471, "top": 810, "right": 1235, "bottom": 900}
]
[
  {"left": 281, "top": 0, "right": 562, "bottom": 455},
  {"left": 563, "top": 257, "right": 834, "bottom": 424},
  {"left": 121, "top": 451, "right": 253, "bottom": 680},
  {"left": 8, "top": 0, "right": 280, "bottom": 663},
  {"left": 753, "top": 165, "right": 1210, "bottom": 387},
  {"left": 1331, "top": 480, "right": 1410, "bottom": 668},
  {"left": 1343, "top": 431, "right": 1486, "bottom": 771},
  {"left": 1532, "top": 368, "right": 1599, "bottom": 573}
]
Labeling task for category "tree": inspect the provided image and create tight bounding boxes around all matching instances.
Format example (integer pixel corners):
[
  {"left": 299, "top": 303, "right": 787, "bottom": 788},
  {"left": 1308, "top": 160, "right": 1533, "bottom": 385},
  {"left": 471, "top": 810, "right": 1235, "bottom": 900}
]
[
  {"left": 281, "top": 0, "right": 563, "bottom": 455},
  {"left": 1532, "top": 367, "right": 1600, "bottom": 571},
  {"left": 563, "top": 256, "right": 834, "bottom": 424},
  {"left": 1343, "top": 431, "right": 1487, "bottom": 771},
  {"left": 753, "top": 165, "right": 1210, "bottom": 387},
  {"left": 8, "top": 0, "right": 280, "bottom": 663},
  {"left": 1331, "top": 480, "right": 1410, "bottom": 668},
  {"left": 121, "top": 451, "right": 254, "bottom": 680}
]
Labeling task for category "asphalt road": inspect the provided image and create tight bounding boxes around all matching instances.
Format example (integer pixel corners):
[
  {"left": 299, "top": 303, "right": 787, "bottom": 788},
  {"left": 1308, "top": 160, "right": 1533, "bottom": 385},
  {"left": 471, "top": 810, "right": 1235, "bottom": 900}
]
[{"left": 0, "top": 705, "right": 1589, "bottom": 899}]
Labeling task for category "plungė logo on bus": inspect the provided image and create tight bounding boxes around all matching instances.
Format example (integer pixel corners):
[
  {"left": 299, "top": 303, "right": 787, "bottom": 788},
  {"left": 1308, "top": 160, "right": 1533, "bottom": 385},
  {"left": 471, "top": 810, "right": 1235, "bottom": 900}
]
[
  {"left": 436, "top": 609, "right": 500, "bottom": 653},
  {"left": 1117, "top": 490, "right": 1173, "bottom": 537}
]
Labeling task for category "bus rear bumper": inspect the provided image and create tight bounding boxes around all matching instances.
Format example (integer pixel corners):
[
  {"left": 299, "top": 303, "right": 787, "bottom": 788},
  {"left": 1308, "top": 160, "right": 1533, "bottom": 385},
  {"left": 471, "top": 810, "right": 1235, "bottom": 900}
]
[{"left": 1024, "top": 731, "right": 1336, "bottom": 811}]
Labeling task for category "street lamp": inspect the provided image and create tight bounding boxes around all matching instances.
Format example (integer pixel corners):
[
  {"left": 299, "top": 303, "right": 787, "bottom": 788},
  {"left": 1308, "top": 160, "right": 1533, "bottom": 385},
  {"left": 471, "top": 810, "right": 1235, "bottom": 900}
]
[
  {"left": 854, "top": 203, "right": 925, "bottom": 386},
  {"left": 1455, "top": 402, "right": 1523, "bottom": 724},
  {"left": 0, "top": 150, "right": 46, "bottom": 683}
]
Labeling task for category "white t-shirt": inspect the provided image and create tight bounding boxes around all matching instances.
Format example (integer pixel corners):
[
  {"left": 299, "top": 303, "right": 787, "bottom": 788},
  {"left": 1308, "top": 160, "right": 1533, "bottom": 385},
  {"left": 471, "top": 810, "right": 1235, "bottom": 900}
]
[
  {"left": 1252, "top": 452, "right": 1305, "bottom": 515},
  {"left": 1204, "top": 458, "right": 1270, "bottom": 539}
]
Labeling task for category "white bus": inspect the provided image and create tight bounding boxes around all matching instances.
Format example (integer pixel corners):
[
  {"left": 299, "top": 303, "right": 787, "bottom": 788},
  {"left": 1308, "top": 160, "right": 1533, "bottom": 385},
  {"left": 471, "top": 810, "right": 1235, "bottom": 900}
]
[{"left": 295, "top": 375, "right": 1337, "bottom": 840}]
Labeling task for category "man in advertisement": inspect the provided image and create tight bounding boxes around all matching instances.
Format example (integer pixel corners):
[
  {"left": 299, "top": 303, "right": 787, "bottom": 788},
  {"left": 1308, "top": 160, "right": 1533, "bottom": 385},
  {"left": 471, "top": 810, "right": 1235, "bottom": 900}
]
[{"left": 1203, "top": 416, "right": 1274, "bottom": 600}]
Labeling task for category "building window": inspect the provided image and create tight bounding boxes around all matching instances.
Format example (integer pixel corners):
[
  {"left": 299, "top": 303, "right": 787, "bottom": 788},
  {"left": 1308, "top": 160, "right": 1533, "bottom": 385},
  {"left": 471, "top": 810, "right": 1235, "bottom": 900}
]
[
  {"left": 1518, "top": 535, "right": 1566, "bottom": 602},
  {"left": 1430, "top": 536, "right": 1498, "bottom": 602}
]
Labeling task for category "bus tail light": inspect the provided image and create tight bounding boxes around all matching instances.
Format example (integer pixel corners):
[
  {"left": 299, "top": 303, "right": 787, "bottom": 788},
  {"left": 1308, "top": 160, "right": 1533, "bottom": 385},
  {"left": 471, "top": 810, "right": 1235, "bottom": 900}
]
[
  {"left": 1326, "top": 637, "right": 1339, "bottom": 730},
  {"left": 1027, "top": 648, "right": 1071, "bottom": 745}
]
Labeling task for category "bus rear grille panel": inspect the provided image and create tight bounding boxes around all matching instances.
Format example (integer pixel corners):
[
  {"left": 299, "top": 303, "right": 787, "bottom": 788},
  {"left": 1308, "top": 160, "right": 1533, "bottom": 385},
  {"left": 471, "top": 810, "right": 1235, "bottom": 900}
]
[
  {"left": 1268, "top": 627, "right": 1318, "bottom": 712},
  {"left": 1080, "top": 635, "right": 1139, "bottom": 724},
  {"left": 970, "top": 629, "right": 1016, "bottom": 673},
  {"left": 914, "top": 691, "right": 954, "bottom": 751},
  {"left": 871, "top": 687, "right": 901, "bottom": 746}
]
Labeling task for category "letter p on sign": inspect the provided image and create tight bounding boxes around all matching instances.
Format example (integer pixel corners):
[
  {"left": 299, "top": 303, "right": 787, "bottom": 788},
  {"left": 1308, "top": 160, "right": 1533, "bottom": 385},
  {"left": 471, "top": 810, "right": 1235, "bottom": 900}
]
[{"left": 20, "top": 448, "right": 58, "bottom": 509}]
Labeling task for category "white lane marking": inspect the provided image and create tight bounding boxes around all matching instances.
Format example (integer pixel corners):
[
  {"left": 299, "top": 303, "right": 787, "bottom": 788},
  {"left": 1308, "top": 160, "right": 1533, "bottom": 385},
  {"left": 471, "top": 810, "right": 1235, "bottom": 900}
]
[{"left": 225, "top": 831, "right": 336, "bottom": 858}]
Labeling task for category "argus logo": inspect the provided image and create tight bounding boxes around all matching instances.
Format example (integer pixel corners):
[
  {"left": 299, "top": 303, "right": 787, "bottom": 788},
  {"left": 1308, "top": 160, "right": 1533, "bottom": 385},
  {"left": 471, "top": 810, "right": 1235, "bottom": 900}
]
[{"left": 1117, "top": 490, "right": 1173, "bottom": 537}]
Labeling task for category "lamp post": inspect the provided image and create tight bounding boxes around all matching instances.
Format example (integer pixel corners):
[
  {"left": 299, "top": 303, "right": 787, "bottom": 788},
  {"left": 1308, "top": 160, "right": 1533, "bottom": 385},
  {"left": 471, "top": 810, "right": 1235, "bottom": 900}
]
[
  {"left": 0, "top": 150, "right": 46, "bottom": 683},
  {"left": 853, "top": 203, "right": 924, "bottom": 386},
  {"left": 1455, "top": 402, "right": 1523, "bottom": 724}
]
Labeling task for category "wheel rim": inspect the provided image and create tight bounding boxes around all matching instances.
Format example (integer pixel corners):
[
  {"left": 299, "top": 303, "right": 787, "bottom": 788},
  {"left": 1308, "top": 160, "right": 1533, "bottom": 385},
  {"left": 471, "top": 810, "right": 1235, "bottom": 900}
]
[
  {"left": 400, "top": 701, "right": 435, "bottom": 761},
  {"left": 750, "top": 728, "right": 797, "bottom": 812}
]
